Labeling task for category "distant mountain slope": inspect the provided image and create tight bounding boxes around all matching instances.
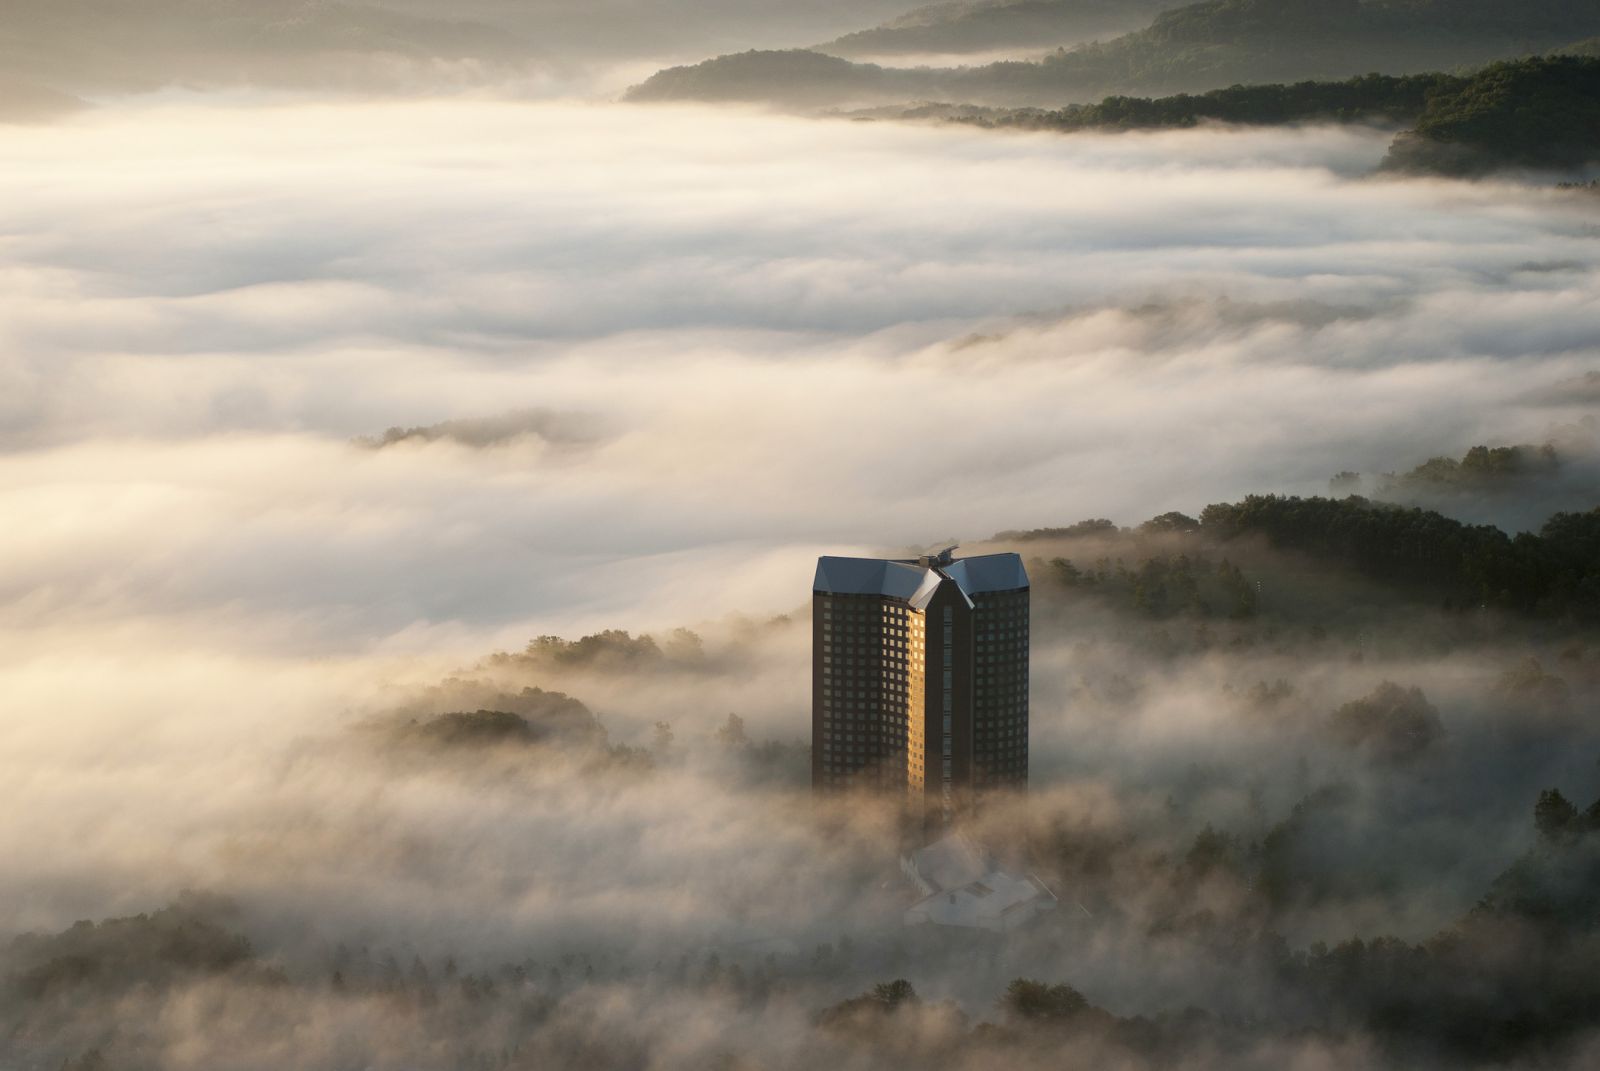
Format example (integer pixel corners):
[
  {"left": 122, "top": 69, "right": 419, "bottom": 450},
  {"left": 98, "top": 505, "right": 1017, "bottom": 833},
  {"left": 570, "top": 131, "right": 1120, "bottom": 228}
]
[
  {"left": 626, "top": 50, "right": 931, "bottom": 107},
  {"left": 882, "top": 56, "right": 1600, "bottom": 182},
  {"left": 0, "top": 0, "right": 535, "bottom": 94},
  {"left": 817, "top": 0, "right": 1177, "bottom": 59},
  {"left": 0, "top": 79, "right": 86, "bottom": 122},
  {"left": 628, "top": 0, "right": 1600, "bottom": 109}
]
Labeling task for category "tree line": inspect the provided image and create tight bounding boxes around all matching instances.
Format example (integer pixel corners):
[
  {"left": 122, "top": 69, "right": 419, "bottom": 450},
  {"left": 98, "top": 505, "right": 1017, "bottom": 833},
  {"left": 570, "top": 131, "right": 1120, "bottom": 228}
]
[
  {"left": 1197, "top": 494, "right": 1600, "bottom": 619},
  {"left": 966, "top": 70, "right": 1462, "bottom": 132},
  {"left": 958, "top": 54, "right": 1600, "bottom": 176}
]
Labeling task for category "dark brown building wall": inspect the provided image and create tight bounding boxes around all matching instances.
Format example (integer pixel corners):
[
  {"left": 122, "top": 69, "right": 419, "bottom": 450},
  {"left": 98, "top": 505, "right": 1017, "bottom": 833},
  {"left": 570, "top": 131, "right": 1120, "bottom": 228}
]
[
  {"left": 811, "top": 593, "right": 826, "bottom": 790},
  {"left": 918, "top": 578, "right": 975, "bottom": 825},
  {"left": 971, "top": 586, "right": 1030, "bottom": 792},
  {"left": 813, "top": 593, "right": 913, "bottom": 793}
]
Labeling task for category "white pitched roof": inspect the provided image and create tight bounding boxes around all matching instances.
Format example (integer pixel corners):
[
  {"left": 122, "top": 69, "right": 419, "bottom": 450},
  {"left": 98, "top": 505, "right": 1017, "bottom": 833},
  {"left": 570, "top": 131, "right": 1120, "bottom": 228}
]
[
  {"left": 907, "top": 870, "right": 1056, "bottom": 929},
  {"left": 907, "top": 832, "right": 990, "bottom": 892},
  {"left": 902, "top": 833, "right": 1059, "bottom": 931},
  {"left": 813, "top": 552, "right": 1028, "bottom": 608}
]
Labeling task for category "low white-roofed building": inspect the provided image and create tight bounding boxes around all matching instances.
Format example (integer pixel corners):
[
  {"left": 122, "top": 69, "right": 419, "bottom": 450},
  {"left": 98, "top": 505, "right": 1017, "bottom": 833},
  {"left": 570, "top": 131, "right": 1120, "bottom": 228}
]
[{"left": 902, "top": 832, "right": 1057, "bottom": 932}]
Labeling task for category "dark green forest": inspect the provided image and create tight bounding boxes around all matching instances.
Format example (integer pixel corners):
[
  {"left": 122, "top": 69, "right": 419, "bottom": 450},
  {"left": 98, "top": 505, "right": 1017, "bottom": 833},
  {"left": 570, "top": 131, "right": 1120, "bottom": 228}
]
[
  {"left": 814, "top": 795, "right": 1600, "bottom": 1061},
  {"left": 960, "top": 70, "right": 1462, "bottom": 131},
  {"left": 917, "top": 55, "right": 1600, "bottom": 175},
  {"left": 1198, "top": 494, "right": 1600, "bottom": 618},
  {"left": 1385, "top": 55, "right": 1600, "bottom": 172},
  {"left": 14, "top": 788, "right": 1600, "bottom": 1068},
  {"left": 1011, "top": 492, "right": 1600, "bottom": 621},
  {"left": 1372, "top": 443, "right": 1562, "bottom": 494}
]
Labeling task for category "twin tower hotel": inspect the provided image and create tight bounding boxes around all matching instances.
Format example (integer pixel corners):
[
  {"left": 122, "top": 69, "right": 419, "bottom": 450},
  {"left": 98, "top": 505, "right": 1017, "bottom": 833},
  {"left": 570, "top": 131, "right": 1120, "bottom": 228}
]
[{"left": 812, "top": 548, "right": 1029, "bottom": 822}]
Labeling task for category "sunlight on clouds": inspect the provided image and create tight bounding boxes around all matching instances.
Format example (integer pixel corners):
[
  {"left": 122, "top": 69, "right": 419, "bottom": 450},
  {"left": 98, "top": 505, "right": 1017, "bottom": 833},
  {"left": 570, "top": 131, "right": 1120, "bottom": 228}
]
[{"left": 0, "top": 99, "right": 1595, "bottom": 999}]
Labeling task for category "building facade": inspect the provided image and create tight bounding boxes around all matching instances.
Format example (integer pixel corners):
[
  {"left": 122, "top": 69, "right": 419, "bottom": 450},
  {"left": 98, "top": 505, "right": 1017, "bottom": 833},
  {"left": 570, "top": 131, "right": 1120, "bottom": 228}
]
[{"left": 812, "top": 548, "right": 1029, "bottom": 821}]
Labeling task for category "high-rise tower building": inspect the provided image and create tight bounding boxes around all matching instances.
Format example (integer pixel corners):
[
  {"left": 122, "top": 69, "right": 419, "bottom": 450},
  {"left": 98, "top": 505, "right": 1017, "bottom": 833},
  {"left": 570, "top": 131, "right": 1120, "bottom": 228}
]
[{"left": 812, "top": 548, "right": 1029, "bottom": 821}]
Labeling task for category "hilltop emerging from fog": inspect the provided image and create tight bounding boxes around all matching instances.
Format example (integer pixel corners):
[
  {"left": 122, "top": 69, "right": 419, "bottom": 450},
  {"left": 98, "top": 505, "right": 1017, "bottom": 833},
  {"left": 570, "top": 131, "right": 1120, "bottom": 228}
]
[{"left": 877, "top": 56, "right": 1600, "bottom": 177}]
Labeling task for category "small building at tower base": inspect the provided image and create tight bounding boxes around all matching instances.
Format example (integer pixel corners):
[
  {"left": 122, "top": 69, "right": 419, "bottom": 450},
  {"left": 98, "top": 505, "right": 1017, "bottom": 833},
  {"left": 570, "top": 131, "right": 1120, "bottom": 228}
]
[{"left": 900, "top": 832, "right": 1057, "bottom": 932}]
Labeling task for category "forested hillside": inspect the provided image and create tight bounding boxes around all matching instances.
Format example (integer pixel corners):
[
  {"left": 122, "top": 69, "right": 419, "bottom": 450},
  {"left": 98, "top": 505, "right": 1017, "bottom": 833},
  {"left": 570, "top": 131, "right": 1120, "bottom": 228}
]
[
  {"left": 950, "top": 71, "right": 1461, "bottom": 131},
  {"left": 628, "top": 0, "right": 1600, "bottom": 108},
  {"left": 1197, "top": 495, "right": 1600, "bottom": 619},
  {"left": 1383, "top": 54, "right": 1600, "bottom": 173},
  {"left": 874, "top": 56, "right": 1600, "bottom": 178},
  {"left": 817, "top": 0, "right": 1175, "bottom": 59},
  {"left": 1003, "top": 493, "right": 1600, "bottom": 624}
]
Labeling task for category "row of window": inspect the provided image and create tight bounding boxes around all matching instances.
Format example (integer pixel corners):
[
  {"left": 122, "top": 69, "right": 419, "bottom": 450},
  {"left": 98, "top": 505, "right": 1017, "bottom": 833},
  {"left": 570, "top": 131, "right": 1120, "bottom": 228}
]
[
  {"left": 819, "top": 660, "right": 912, "bottom": 677},
  {"left": 821, "top": 712, "right": 908, "bottom": 724}
]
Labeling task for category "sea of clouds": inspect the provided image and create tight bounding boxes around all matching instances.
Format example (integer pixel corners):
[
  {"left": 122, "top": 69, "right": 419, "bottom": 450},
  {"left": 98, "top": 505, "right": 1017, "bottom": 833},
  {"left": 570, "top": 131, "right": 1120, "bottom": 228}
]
[
  {"left": 0, "top": 91, "right": 1597, "bottom": 1068},
  {"left": 2, "top": 102, "right": 1594, "bottom": 643}
]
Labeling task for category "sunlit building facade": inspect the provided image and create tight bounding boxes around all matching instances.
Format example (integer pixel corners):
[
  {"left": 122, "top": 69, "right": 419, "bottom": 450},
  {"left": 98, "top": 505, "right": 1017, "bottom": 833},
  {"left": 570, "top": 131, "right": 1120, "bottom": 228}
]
[{"left": 812, "top": 548, "right": 1029, "bottom": 821}]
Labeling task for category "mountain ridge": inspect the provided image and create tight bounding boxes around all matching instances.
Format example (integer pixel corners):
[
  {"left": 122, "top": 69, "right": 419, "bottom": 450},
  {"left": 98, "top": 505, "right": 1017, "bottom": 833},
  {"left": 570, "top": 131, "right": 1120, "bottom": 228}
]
[{"left": 628, "top": 0, "right": 1600, "bottom": 110}]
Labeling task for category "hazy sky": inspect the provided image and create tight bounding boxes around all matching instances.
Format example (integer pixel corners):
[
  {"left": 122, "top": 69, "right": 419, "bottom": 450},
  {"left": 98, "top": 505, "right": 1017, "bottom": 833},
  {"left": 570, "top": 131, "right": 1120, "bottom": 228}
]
[{"left": 0, "top": 0, "right": 916, "bottom": 100}]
